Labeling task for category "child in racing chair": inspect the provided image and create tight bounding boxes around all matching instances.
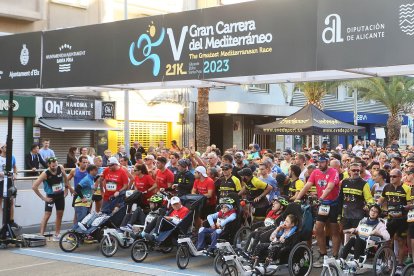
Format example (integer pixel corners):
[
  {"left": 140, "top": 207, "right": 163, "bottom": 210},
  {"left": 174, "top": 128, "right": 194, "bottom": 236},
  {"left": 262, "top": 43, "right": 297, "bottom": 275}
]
[
  {"left": 252, "top": 214, "right": 299, "bottom": 272},
  {"left": 341, "top": 204, "right": 390, "bottom": 270},
  {"left": 244, "top": 196, "right": 289, "bottom": 255},
  {"left": 121, "top": 194, "right": 166, "bottom": 233},
  {"left": 196, "top": 197, "right": 237, "bottom": 254}
]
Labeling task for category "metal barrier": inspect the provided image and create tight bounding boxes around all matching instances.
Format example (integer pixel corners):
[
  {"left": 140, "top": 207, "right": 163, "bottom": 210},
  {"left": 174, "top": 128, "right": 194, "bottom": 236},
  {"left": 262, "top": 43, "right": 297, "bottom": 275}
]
[{"left": 14, "top": 168, "right": 74, "bottom": 181}]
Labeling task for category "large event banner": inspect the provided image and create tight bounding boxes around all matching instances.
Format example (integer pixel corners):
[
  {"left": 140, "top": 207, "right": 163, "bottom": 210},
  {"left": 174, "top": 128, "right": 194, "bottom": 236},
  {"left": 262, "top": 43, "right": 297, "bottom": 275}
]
[
  {"left": 42, "top": 0, "right": 318, "bottom": 88},
  {"left": 317, "top": 0, "right": 414, "bottom": 70},
  {"left": 0, "top": 32, "right": 41, "bottom": 89}
]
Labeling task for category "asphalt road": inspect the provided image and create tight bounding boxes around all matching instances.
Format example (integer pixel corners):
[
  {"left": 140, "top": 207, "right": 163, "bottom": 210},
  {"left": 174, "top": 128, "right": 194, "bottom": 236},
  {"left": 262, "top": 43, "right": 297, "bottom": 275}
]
[{"left": 0, "top": 239, "right": 327, "bottom": 276}]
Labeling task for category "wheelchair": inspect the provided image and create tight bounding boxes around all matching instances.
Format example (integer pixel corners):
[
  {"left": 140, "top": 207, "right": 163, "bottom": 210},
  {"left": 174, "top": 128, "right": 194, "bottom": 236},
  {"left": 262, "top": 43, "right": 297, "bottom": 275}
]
[
  {"left": 321, "top": 235, "right": 396, "bottom": 276},
  {"left": 130, "top": 194, "right": 205, "bottom": 262},
  {"left": 220, "top": 203, "right": 314, "bottom": 276}
]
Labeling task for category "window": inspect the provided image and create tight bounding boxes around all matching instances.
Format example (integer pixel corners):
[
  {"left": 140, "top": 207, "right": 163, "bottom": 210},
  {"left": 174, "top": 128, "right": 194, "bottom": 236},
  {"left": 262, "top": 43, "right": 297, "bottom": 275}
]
[
  {"left": 247, "top": 84, "right": 269, "bottom": 93},
  {"left": 346, "top": 87, "right": 355, "bottom": 98}
]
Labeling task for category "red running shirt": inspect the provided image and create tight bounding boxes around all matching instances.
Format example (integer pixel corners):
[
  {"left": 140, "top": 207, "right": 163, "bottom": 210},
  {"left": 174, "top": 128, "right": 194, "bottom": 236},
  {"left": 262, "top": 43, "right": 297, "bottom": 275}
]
[
  {"left": 155, "top": 168, "right": 175, "bottom": 190},
  {"left": 134, "top": 174, "right": 155, "bottom": 204},
  {"left": 307, "top": 168, "right": 340, "bottom": 201},
  {"left": 102, "top": 167, "right": 129, "bottom": 201},
  {"left": 193, "top": 177, "right": 216, "bottom": 206},
  {"left": 169, "top": 206, "right": 190, "bottom": 220}
]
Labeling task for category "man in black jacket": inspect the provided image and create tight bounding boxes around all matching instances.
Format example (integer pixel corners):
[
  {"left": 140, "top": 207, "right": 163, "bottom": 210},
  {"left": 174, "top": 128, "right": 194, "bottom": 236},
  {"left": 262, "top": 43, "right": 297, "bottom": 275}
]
[{"left": 25, "top": 144, "right": 47, "bottom": 176}]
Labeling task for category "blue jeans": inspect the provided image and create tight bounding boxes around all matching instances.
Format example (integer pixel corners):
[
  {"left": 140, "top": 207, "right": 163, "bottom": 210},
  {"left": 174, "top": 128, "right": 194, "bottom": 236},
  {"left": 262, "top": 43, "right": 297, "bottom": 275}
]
[
  {"left": 197, "top": 227, "right": 222, "bottom": 250},
  {"left": 101, "top": 196, "right": 124, "bottom": 215},
  {"left": 75, "top": 206, "right": 89, "bottom": 223}
]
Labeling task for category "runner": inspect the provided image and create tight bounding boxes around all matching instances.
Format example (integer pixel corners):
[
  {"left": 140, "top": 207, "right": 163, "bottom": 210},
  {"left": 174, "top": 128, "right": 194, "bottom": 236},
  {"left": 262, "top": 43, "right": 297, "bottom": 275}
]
[
  {"left": 67, "top": 155, "right": 89, "bottom": 222},
  {"left": 32, "top": 157, "right": 71, "bottom": 240},
  {"left": 101, "top": 157, "right": 129, "bottom": 214},
  {"left": 295, "top": 154, "right": 341, "bottom": 267},
  {"left": 155, "top": 156, "right": 174, "bottom": 192}
]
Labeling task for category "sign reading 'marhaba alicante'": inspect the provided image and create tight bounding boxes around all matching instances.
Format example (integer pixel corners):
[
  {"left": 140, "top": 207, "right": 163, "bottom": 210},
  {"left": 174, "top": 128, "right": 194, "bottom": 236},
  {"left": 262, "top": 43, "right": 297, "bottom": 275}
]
[{"left": 2, "top": 0, "right": 414, "bottom": 89}]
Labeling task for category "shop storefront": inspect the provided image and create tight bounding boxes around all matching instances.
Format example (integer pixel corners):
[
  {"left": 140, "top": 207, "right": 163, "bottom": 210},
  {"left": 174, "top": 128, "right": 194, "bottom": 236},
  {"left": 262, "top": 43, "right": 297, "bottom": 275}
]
[
  {"left": 38, "top": 97, "right": 118, "bottom": 163},
  {"left": 0, "top": 95, "right": 36, "bottom": 170}
]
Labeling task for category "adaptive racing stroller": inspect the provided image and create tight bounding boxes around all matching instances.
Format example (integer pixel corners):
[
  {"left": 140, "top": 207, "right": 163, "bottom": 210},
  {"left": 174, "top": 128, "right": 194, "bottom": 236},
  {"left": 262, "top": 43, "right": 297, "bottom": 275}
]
[
  {"left": 220, "top": 202, "right": 314, "bottom": 276},
  {"left": 130, "top": 193, "right": 206, "bottom": 262}
]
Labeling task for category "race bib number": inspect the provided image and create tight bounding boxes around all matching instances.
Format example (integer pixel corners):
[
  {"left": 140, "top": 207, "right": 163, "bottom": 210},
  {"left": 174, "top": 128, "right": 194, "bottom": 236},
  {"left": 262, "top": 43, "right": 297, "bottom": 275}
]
[
  {"left": 264, "top": 218, "right": 275, "bottom": 227},
  {"left": 408, "top": 210, "right": 414, "bottom": 223},
  {"left": 126, "top": 190, "right": 134, "bottom": 198},
  {"left": 357, "top": 224, "right": 374, "bottom": 237},
  {"left": 106, "top": 182, "right": 117, "bottom": 191},
  {"left": 52, "top": 183, "right": 63, "bottom": 193},
  {"left": 318, "top": 204, "right": 330, "bottom": 216}
]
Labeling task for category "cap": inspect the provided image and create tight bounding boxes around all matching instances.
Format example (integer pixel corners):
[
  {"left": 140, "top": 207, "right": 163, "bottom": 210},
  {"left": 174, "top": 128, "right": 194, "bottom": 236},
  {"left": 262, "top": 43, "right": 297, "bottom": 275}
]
[
  {"left": 284, "top": 149, "right": 293, "bottom": 155},
  {"left": 238, "top": 168, "right": 253, "bottom": 177},
  {"left": 235, "top": 152, "right": 244, "bottom": 158},
  {"left": 318, "top": 154, "right": 329, "bottom": 162},
  {"left": 221, "top": 163, "right": 233, "bottom": 170},
  {"left": 170, "top": 196, "right": 181, "bottom": 205},
  {"left": 144, "top": 155, "right": 155, "bottom": 160},
  {"left": 108, "top": 157, "right": 120, "bottom": 165},
  {"left": 195, "top": 166, "right": 208, "bottom": 177},
  {"left": 178, "top": 159, "right": 188, "bottom": 167},
  {"left": 254, "top": 144, "right": 260, "bottom": 151}
]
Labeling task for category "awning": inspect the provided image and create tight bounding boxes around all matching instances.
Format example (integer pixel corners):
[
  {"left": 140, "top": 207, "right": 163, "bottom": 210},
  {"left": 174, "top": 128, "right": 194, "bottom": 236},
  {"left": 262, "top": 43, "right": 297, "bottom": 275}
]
[
  {"left": 39, "top": 118, "right": 121, "bottom": 132},
  {"left": 375, "top": 127, "right": 386, "bottom": 139}
]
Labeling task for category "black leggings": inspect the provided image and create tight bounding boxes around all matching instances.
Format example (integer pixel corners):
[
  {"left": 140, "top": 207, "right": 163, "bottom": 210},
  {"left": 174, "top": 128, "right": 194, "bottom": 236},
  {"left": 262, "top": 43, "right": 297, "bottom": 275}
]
[
  {"left": 253, "top": 242, "right": 288, "bottom": 263},
  {"left": 341, "top": 236, "right": 366, "bottom": 260},
  {"left": 121, "top": 206, "right": 146, "bottom": 227},
  {"left": 245, "top": 223, "right": 275, "bottom": 253}
]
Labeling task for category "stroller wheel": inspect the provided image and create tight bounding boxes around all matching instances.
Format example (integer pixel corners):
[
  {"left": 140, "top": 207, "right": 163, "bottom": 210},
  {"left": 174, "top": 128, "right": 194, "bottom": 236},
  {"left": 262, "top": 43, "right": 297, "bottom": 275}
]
[
  {"left": 131, "top": 240, "right": 148, "bottom": 263},
  {"left": 214, "top": 252, "right": 225, "bottom": 275},
  {"left": 373, "top": 245, "right": 396, "bottom": 276},
  {"left": 100, "top": 234, "right": 118, "bottom": 257},
  {"left": 176, "top": 245, "right": 190, "bottom": 269},
  {"left": 233, "top": 226, "right": 251, "bottom": 249},
  {"left": 288, "top": 242, "right": 313, "bottom": 276},
  {"left": 59, "top": 231, "right": 79, "bottom": 252},
  {"left": 402, "top": 263, "right": 414, "bottom": 276},
  {"left": 220, "top": 264, "right": 238, "bottom": 276}
]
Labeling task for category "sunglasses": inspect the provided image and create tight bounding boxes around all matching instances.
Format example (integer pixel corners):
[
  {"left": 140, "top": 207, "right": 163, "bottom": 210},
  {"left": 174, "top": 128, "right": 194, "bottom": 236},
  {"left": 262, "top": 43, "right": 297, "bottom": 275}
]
[
  {"left": 48, "top": 157, "right": 58, "bottom": 162},
  {"left": 390, "top": 175, "right": 400, "bottom": 178},
  {"left": 351, "top": 169, "right": 360, "bottom": 172},
  {"left": 372, "top": 167, "right": 380, "bottom": 170}
]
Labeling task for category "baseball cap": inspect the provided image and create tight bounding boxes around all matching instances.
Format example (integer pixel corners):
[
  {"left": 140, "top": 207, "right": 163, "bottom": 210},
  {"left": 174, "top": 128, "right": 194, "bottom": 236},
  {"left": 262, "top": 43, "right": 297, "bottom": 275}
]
[
  {"left": 170, "top": 196, "right": 181, "bottom": 205},
  {"left": 284, "top": 149, "right": 293, "bottom": 155},
  {"left": 235, "top": 152, "right": 244, "bottom": 158},
  {"left": 195, "top": 166, "right": 208, "bottom": 177},
  {"left": 238, "top": 168, "right": 253, "bottom": 177},
  {"left": 144, "top": 155, "right": 155, "bottom": 160},
  {"left": 108, "top": 157, "right": 120, "bottom": 165},
  {"left": 318, "top": 154, "right": 329, "bottom": 162}
]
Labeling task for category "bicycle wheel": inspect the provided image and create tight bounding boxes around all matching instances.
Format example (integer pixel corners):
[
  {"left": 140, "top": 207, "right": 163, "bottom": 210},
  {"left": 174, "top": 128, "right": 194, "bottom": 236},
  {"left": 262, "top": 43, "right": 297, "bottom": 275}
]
[
  {"left": 220, "top": 264, "right": 238, "bottom": 276},
  {"left": 214, "top": 252, "right": 225, "bottom": 275},
  {"left": 288, "top": 242, "right": 313, "bottom": 276},
  {"left": 59, "top": 231, "right": 79, "bottom": 252},
  {"left": 131, "top": 240, "right": 149, "bottom": 262},
  {"left": 373, "top": 245, "right": 396, "bottom": 276},
  {"left": 176, "top": 245, "right": 190, "bottom": 269},
  {"left": 233, "top": 226, "right": 251, "bottom": 249},
  {"left": 321, "top": 265, "right": 340, "bottom": 276},
  {"left": 100, "top": 234, "right": 118, "bottom": 257},
  {"left": 402, "top": 263, "right": 414, "bottom": 276}
]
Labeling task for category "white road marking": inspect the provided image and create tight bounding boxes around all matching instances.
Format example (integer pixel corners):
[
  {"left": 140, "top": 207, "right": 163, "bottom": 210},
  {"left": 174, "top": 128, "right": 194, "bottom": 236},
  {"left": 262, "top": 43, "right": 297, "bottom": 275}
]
[{"left": 0, "top": 261, "right": 56, "bottom": 272}]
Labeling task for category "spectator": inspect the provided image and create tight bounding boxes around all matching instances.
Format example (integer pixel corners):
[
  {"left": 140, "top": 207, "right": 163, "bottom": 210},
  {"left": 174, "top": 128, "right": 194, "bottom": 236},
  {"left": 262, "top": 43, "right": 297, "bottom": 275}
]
[
  {"left": 66, "top": 147, "right": 78, "bottom": 168},
  {"left": 39, "top": 139, "right": 55, "bottom": 165},
  {"left": 130, "top": 141, "right": 146, "bottom": 165},
  {"left": 25, "top": 144, "right": 47, "bottom": 176}
]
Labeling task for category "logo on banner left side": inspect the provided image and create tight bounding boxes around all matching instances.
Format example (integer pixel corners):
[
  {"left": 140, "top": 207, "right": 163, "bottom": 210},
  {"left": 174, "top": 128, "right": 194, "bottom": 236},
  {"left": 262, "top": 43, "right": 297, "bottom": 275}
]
[
  {"left": 400, "top": 3, "right": 414, "bottom": 36},
  {"left": 129, "top": 21, "right": 165, "bottom": 76}
]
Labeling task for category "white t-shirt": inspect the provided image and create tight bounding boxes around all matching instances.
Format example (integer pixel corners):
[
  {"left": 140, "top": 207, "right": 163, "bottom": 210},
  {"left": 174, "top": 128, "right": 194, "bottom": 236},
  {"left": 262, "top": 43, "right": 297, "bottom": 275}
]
[
  {"left": 299, "top": 167, "right": 307, "bottom": 183},
  {"left": 0, "top": 155, "right": 16, "bottom": 181}
]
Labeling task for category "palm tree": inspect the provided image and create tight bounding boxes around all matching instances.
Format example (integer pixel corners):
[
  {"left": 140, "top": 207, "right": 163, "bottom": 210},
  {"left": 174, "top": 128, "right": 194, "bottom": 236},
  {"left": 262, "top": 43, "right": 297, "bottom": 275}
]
[
  {"left": 196, "top": 87, "right": 210, "bottom": 152},
  {"left": 294, "top": 81, "right": 341, "bottom": 110},
  {"left": 347, "top": 76, "right": 414, "bottom": 144}
]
